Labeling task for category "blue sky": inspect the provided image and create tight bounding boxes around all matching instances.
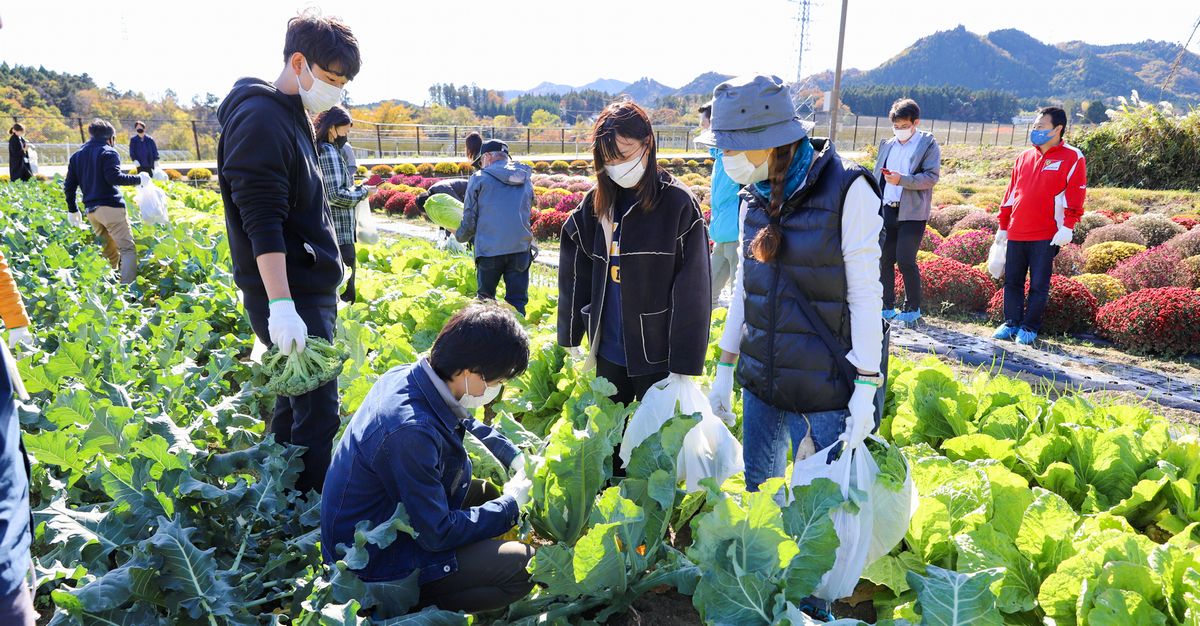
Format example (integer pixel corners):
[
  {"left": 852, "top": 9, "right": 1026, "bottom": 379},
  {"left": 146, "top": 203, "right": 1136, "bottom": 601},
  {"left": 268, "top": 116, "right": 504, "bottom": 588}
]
[{"left": 1, "top": 0, "right": 1197, "bottom": 106}]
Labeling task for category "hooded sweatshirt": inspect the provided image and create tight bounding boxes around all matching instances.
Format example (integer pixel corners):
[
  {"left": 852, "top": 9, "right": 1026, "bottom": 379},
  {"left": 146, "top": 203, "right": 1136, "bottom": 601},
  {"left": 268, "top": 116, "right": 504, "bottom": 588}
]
[
  {"left": 454, "top": 159, "right": 534, "bottom": 258},
  {"left": 216, "top": 78, "right": 342, "bottom": 303}
]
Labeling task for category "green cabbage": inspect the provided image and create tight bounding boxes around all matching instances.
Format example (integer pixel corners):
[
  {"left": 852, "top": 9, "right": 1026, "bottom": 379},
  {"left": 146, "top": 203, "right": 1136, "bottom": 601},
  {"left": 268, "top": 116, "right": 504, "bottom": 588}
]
[{"left": 425, "top": 193, "right": 464, "bottom": 231}]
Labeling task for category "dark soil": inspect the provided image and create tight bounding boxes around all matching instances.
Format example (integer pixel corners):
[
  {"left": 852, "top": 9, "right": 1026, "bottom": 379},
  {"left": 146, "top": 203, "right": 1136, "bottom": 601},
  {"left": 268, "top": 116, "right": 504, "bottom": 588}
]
[{"left": 609, "top": 587, "right": 702, "bottom": 626}]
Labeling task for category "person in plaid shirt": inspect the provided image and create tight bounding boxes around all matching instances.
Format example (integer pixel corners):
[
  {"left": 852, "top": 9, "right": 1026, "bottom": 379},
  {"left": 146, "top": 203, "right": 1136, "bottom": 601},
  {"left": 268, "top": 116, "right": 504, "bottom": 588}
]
[{"left": 315, "top": 106, "right": 371, "bottom": 303}]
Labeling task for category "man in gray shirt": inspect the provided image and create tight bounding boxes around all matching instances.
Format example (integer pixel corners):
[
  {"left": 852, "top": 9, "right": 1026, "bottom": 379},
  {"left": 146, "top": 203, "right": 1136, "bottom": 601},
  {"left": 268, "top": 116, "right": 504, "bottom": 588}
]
[{"left": 872, "top": 98, "right": 941, "bottom": 325}]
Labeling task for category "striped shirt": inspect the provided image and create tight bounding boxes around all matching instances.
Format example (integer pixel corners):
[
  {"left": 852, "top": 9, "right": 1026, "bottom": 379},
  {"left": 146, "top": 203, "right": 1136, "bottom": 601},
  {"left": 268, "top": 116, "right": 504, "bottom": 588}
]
[{"left": 317, "top": 142, "right": 369, "bottom": 246}]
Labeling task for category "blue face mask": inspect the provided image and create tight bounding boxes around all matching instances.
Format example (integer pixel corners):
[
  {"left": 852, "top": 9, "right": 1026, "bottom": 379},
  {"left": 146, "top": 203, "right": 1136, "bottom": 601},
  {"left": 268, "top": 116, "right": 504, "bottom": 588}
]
[{"left": 1030, "top": 128, "right": 1057, "bottom": 146}]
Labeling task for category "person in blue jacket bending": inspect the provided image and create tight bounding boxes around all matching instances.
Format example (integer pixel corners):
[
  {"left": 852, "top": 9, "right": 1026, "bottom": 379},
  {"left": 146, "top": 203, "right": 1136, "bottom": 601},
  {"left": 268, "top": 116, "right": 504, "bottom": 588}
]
[{"left": 321, "top": 302, "right": 535, "bottom": 615}]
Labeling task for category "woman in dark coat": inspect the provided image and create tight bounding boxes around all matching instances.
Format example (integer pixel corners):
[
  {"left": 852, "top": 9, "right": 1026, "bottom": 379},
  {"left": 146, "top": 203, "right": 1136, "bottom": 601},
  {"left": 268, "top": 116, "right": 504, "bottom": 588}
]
[{"left": 7, "top": 124, "right": 32, "bottom": 182}]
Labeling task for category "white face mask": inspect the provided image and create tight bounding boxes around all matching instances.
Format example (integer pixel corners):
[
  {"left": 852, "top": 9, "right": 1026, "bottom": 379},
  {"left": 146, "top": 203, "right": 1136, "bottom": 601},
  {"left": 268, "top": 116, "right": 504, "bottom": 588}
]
[
  {"left": 604, "top": 148, "right": 646, "bottom": 189},
  {"left": 723, "top": 152, "right": 769, "bottom": 185},
  {"left": 893, "top": 127, "right": 915, "bottom": 142},
  {"left": 297, "top": 61, "right": 346, "bottom": 114},
  {"left": 459, "top": 374, "right": 503, "bottom": 409}
]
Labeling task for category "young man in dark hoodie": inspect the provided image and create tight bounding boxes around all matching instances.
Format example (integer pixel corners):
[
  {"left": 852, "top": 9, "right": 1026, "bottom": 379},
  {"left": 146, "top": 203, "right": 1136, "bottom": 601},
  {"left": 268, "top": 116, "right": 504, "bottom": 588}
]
[{"left": 216, "top": 10, "right": 361, "bottom": 494}]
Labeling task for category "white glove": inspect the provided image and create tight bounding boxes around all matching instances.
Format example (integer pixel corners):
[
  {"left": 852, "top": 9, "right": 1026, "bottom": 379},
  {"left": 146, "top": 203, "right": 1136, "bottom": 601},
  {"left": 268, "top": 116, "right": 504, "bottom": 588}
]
[
  {"left": 267, "top": 299, "right": 308, "bottom": 355},
  {"left": 840, "top": 382, "right": 878, "bottom": 449},
  {"left": 994, "top": 230, "right": 1008, "bottom": 245},
  {"left": 707, "top": 364, "right": 736, "bottom": 426},
  {"left": 133, "top": 160, "right": 142, "bottom": 169},
  {"left": 502, "top": 472, "right": 532, "bottom": 507},
  {"left": 67, "top": 211, "right": 84, "bottom": 228},
  {"left": 7, "top": 326, "right": 33, "bottom": 350},
  {"left": 138, "top": 172, "right": 151, "bottom": 187},
  {"left": 508, "top": 453, "right": 526, "bottom": 478},
  {"left": 565, "top": 345, "right": 584, "bottom": 359},
  {"left": 1051, "top": 225, "right": 1073, "bottom": 247}
]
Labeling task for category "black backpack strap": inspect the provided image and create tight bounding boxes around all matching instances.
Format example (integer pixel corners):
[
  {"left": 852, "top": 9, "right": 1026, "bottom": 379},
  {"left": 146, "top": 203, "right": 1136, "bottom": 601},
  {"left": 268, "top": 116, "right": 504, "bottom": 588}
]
[{"left": 785, "top": 284, "right": 860, "bottom": 386}]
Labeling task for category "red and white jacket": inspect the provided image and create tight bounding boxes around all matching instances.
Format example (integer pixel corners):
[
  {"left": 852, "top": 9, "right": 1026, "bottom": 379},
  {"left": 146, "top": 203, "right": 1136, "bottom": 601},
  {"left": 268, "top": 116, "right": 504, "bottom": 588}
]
[{"left": 999, "top": 143, "right": 1087, "bottom": 242}]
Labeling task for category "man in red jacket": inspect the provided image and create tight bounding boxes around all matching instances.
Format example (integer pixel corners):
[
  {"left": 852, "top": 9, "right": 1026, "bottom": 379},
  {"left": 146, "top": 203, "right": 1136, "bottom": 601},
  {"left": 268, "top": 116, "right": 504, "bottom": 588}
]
[{"left": 993, "top": 106, "right": 1087, "bottom": 345}]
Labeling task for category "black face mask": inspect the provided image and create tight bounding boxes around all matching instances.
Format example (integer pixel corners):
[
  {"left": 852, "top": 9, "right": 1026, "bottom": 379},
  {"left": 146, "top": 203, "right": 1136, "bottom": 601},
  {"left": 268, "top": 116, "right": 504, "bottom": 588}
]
[
  {"left": 136, "top": 129, "right": 145, "bottom": 134},
  {"left": 333, "top": 135, "right": 348, "bottom": 149}
]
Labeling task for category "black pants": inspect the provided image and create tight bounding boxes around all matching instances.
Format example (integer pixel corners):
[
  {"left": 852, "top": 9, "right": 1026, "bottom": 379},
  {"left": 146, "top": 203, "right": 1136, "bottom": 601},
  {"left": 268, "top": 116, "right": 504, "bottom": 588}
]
[
  {"left": 881, "top": 205, "right": 925, "bottom": 312},
  {"left": 596, "top": 356, "right": 667, "bottom": 478},
  {"left": 246, "top": 294, "right": 340, "bottom": 493},
  {"left": 1003, "top": 240, "right": 1058, "bottom": 333},
  {"left": 596, "top": 356, "right": 667, "bottom": 406},
  {"left": 339, "top": 243, "right": 357, "bottom": 303},
  {"left": 416, "top": 480, "right": 533, "bottom": 614},
  {"left": 136, "top": 164, "right": 154, "bottom": 174},
  {"left": 475, "top": 251, "right": 532, "bottom": 315}
]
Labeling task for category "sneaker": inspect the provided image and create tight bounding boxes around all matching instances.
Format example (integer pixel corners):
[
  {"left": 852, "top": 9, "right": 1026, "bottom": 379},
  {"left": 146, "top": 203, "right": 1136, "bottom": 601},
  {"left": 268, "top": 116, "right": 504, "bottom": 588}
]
[
  {"left": 896, "top": 309, "right": 922, "bottom": 324},
  {"left": 993, "top": 323, "right": 1018, "bottom": 340},
  {"left": 882, "top": 308, "right": 898, "bottom": 321},
  {"left": 799, "top": 599, "right": 835, "bottom": 622},
  {"left": 1016, "top": 328, "right": 1038, "bottom": 345}
]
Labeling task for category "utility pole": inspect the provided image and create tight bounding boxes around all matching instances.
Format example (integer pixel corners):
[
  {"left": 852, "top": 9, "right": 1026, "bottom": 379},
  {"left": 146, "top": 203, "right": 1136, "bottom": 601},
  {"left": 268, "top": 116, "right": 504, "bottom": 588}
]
[{"left": 829, "top": 0, "right": 849, "bottom": 144}]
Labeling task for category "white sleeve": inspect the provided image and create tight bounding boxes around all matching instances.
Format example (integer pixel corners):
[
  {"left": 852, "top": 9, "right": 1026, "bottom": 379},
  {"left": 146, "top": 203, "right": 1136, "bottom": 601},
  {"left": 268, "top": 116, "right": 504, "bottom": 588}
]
[
  {"left": 842, "top": 177, "right": 884, "bottom": 374},
  {"left": 717, "top": 199, "right": 749, "bottom": 354}
]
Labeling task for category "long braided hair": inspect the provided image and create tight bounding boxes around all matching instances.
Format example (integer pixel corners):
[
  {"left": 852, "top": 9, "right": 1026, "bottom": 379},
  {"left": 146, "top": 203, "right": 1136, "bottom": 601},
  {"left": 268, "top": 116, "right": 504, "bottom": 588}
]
[{"left": 748, "top": 141, "right": 801, "bottom": 263}]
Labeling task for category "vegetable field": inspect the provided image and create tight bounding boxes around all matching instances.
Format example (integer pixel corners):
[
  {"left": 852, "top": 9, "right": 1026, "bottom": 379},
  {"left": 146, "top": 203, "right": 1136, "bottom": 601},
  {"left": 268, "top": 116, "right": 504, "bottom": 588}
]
[{"left": 2, "top": 180, "right": 1199, "bottom": 625}]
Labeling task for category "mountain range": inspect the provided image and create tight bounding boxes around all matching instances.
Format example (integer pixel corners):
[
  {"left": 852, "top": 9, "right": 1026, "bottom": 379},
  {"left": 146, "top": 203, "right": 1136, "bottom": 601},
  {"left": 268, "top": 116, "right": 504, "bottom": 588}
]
[
  {"left": 500, "top": 27, "right": 1200, "bottom": 106},
  {"left": 843, "top": 26, "right": 1200, "bottom": 103},
  {"left": 502, "top": 72, "right": 734, "bottom": 103}
]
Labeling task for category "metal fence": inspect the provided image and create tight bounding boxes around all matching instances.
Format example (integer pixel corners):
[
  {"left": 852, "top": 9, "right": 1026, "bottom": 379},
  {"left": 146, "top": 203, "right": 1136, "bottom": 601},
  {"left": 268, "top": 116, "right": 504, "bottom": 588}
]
[
  {"left": 811, "top": 112, "right": 1098, "bottom": 152},
  {"left": 4, "top": 113, "right": 1097, "bottom": 166},
  {"left": 341, "top": 123, "right": 701, "bottom": 161}
]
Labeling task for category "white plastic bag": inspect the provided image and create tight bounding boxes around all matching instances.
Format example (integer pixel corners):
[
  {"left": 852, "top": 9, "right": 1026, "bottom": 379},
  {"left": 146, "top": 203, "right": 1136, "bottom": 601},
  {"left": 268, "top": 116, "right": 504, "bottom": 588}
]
[
  {"left": 987, "top": 237, "right": 1007, "bottom": 279},
  {"left": 135, "top": 183, "right": 169, "bottom": 226},
  {"left": 790, "top": 435, "right": 917, "bottom": 601},
  {"left": 355, "top": 199, "right": 379, "bottom": 244},
  {"left": 620, "top": 374, "right": 744, "bottom": 492},
  {"left": 26, "top": 145, "right": 38, "bottom": 175},
  {"left": 152, "top": 168, "right": 168, "bottom": 181}
]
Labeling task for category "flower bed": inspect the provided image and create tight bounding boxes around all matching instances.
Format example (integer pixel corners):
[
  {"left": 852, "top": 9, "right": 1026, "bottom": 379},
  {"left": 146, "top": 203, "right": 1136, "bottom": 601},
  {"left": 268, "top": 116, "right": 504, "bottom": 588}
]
[
  {"left": 896, "top": 256, "right": 994, "bottom": 313},
  {"left": 934, "top": 229, "right": 993, "bottom": 265},
  {"left": 986, "top": 274, "right": 1097, "bottom": 334},
  {"left": 1082, "top": 223, "right": 1147, "bottom": 249},
  {"left": 1096, "top": 287, "right": 1200, "bottom": 355},
  {"left": 1073, "top": 273, "right": 1127, "bottom": 306},
  {"left": 1108, "top": 246, "right": 1189, "bottom": 292},
  {"left": 1083, "top": 241, "right": 1146, "bottom": 273}
]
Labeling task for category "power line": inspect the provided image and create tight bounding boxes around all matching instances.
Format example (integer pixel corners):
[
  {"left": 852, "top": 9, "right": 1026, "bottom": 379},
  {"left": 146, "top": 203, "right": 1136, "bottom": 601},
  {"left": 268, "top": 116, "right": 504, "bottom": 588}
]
[{"left": 1159, "top": 14, "right": 1200, "bottom": 102}]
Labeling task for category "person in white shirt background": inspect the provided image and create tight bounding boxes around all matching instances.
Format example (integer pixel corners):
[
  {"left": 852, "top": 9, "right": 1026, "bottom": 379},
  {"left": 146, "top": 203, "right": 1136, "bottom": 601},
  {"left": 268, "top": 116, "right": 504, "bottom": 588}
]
[
  {"left": 701, "top": 74, "right": 885, "bottom": 620},
  {"left": 872, "top": 98, "right": 941, "bottom": 325}
]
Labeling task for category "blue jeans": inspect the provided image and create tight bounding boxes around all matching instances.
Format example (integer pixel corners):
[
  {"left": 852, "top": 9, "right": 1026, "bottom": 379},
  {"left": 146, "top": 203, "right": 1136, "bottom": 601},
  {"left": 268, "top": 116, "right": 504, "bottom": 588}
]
[
  {"left": 1003, "top": 240, "right": 1058, "bottom": 333},
  {"left": 475, "top": 251, "right": 532, "bottom": 315},
  {"left": 742, "top": 390, "right": 851, "bottom": 491}
]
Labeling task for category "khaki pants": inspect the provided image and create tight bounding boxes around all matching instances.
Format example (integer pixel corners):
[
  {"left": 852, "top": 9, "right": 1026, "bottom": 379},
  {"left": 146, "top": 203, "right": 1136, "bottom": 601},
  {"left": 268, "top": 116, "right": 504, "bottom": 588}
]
[
  {"left": 710, "top": 241, "right": 739, "bottom": 309},
  {"left": 87, "top": 206, "right": 137, "bottom": 284}
]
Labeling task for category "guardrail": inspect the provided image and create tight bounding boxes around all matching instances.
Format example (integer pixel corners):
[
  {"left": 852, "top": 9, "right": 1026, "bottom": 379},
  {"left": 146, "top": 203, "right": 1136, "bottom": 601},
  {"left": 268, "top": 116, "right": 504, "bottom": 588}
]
[{"left": 5, "top": 113, "right": 1097, "bottom": 166}]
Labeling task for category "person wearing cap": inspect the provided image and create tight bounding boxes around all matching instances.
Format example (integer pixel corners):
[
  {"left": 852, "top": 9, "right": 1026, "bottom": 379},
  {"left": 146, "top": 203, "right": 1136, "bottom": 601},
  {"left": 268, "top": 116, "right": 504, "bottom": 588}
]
[
  {"left": 63, "top": 118, "right": 148, "bottom": 285},
  {"left": 699, "top": 102, "right": 743, "bottom": 309},
  {"left": 703, "top": 74, "right": 885, "bottom": 619},
  {"left": 454, "top": 139, "right": 535, "bottom": 315},
  {"left": 558, "top": 100, "right": 711, "bottom": 408},
  {"left": 703, "top": 75, "right": 885, "bottom": 488},
  {"left": 129, "top": 121, "right": 160, "bottom": 174},
  {"left": 872, "top": 98, "right": 940, "bottom": 325}
]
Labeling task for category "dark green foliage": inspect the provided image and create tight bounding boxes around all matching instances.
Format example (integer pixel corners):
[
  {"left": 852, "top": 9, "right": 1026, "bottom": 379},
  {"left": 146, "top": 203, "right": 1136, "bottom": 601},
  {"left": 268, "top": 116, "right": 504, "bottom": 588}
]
[
  {"left": 1073, "top": 107, "right": 1200, "bottom": 190},
  {"left": 842, "top": 84, "right": 1020, "bottom": 123}
]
